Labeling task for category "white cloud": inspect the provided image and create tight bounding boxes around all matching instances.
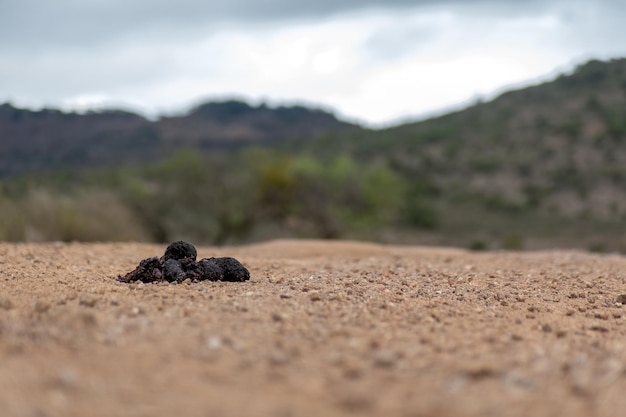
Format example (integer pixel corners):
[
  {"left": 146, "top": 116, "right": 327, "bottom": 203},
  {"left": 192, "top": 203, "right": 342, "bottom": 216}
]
[{"left": 1, "top": 1, "right": 625, "bottom": 125}]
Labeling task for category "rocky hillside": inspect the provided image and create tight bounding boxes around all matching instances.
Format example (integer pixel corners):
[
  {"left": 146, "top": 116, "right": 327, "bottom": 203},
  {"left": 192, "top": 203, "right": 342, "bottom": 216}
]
[
  {"left": 0, "top": 100, "right": 357, "bottom": 176},
  {"left": 390, "top": 58, "right": 626, "bottom": 220},
  {"left": 158, "top": 101, "right": 355, "bottom": 146},
  {"left": 0, "top": 106, "right": 159, "bottom": 176},
  {"left": 302, "top": 58, "right": 626, "bottom": 222},
  {"left": 1, "top": 58, "right": 625, "bottom": 250}
]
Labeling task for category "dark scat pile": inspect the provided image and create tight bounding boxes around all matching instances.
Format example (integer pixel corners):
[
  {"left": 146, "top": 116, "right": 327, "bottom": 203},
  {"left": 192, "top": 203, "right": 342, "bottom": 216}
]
[{"left": 117, "top": 241, "right": 250, "bottom": 283}]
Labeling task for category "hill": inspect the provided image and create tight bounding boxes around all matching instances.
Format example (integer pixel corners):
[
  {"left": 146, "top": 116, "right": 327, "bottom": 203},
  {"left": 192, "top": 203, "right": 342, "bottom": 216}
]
[
  {"left": 0, "top": 106, "right": 159, "bottom": 176},
  {"left": 0, "top": 58, "right": 625, "bottom": 250},
  {"left": 0, "top": 100, "right": 357, "bottom": 176},
  {"left": 292, "top": 58, "right": 626, "bottom": 248},
  {"left": 382, "top": 58, "right": 626, "bottom": 220},
  {"left": 158, "top": 100, "right": 356, "bottom": 146}
]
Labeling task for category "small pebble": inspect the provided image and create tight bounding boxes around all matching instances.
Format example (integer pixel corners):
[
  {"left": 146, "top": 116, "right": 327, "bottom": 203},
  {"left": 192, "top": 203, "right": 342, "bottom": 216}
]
[
  {"left": 207, "top": 336, "right": 222, "bottom": 350},
  {"left": 0, "top": 298, "right": 14, "bottom": 310},
  {"left": 78, "top": 294, "right": 97, "bottom": 308},
  {"left": 372, "top": 349, "right": 397, "bottom": 368}
]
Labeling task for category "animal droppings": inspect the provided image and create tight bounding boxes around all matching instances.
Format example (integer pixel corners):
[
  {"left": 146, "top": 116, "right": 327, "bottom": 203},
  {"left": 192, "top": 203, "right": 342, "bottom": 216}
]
[
  {"left": 162, "top": 240, "right": 197, "bottom": 261},
  {"left": 117, "top": 241, "right": 250, "bottom": 283}
]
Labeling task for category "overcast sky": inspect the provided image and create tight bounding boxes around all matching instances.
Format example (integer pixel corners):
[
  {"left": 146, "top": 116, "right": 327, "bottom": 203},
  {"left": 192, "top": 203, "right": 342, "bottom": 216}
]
[{"left": 1, "top": 0, "right": 625, "bottom": 126}]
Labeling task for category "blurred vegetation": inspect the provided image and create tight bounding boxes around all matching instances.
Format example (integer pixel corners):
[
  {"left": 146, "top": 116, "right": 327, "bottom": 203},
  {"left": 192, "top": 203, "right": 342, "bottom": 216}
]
[
  {"left": 1, "top": 58, "right": 626, "bottom": 251},
  {"left": 0, "top": 186, "right": 147, "bottom": 242},
  {"left": 0, "top": 148, "right": 435, "bottom": 245}
]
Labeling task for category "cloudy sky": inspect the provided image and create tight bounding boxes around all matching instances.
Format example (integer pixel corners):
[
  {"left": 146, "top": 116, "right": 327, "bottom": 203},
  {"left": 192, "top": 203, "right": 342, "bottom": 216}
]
[{"left": 1, "top": 0, "right": 625, "bottom": 126}]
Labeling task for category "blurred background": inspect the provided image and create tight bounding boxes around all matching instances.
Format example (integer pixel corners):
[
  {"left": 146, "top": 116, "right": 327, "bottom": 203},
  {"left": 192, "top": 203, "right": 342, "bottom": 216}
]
[{"left": 1, "top": 0, "right": 625, "bottom": 251}]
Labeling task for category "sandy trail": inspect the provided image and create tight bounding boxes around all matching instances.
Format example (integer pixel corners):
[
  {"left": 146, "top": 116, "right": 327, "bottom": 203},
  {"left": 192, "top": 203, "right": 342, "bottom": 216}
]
[{"left": 0, "top": 239, "right": 625, "bottom": 417}]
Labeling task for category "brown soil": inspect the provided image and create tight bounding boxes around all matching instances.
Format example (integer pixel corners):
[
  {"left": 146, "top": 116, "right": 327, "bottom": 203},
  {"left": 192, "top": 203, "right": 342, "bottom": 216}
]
[{"left": 1, "top": 239, "right": 625, "bottom": 417}]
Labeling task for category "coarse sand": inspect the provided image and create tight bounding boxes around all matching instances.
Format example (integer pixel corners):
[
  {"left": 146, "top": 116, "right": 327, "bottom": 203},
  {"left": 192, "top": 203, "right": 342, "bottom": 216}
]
[{"left": 0, "top": 239, "right": 625, "bottom": 417}]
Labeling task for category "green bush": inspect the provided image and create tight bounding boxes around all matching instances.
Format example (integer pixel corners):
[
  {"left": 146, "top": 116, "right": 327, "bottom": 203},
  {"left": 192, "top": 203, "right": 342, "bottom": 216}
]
[
  {"left": 0, "top": 188, "right": 147, "bottom": 242},
  {"left": 288, "top": 154, "right": 408, "bottom": 237},
  {"left": 468, "top": 239, "right": 488, "bottom": 251},
  {"left": 119, "top": 148, "right": 258, "bottom": 244},
  {"left": 501, "top": 234, "right": 525, "bottom": 250}
]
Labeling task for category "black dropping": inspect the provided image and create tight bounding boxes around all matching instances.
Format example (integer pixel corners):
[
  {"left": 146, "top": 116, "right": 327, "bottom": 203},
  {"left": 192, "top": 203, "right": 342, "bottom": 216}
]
[
  {"left": 211, "top": 257, "right": 251, "bottom": 282},
  {"left": 117, "top": 241, "right": 250, "bottom": 284},
  {"left": 197, "top": 258, "right": 224, "bottom": 281},
  {"left": 163, "top": 258, "right": 186, "bottom": 282},
  {"left": 163, "top": 240, "right": 197, "bottom": 261}
]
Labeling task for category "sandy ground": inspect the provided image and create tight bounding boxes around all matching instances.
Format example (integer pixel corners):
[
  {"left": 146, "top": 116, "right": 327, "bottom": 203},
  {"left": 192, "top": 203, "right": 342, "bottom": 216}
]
[{"left": 0, "top": 239, "right": 625, "bottom": 417}]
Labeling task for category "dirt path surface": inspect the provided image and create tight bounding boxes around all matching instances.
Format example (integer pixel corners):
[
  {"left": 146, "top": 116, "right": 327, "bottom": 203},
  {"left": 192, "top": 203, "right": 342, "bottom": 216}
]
[{"left": 1, "top": 239, "right": 625, "bottom": 417}]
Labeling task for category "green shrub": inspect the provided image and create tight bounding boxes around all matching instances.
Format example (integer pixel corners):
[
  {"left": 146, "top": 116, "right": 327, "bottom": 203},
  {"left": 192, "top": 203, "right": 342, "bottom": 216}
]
[
  {"left": 501, "top": 234, "right": 524, "bottom": 250},
  {"left": 0, "top": 188, "right": 147, "bottom": 242},
  {"left": 469, "top": 239, "right": 488, "bottom": 251}
]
